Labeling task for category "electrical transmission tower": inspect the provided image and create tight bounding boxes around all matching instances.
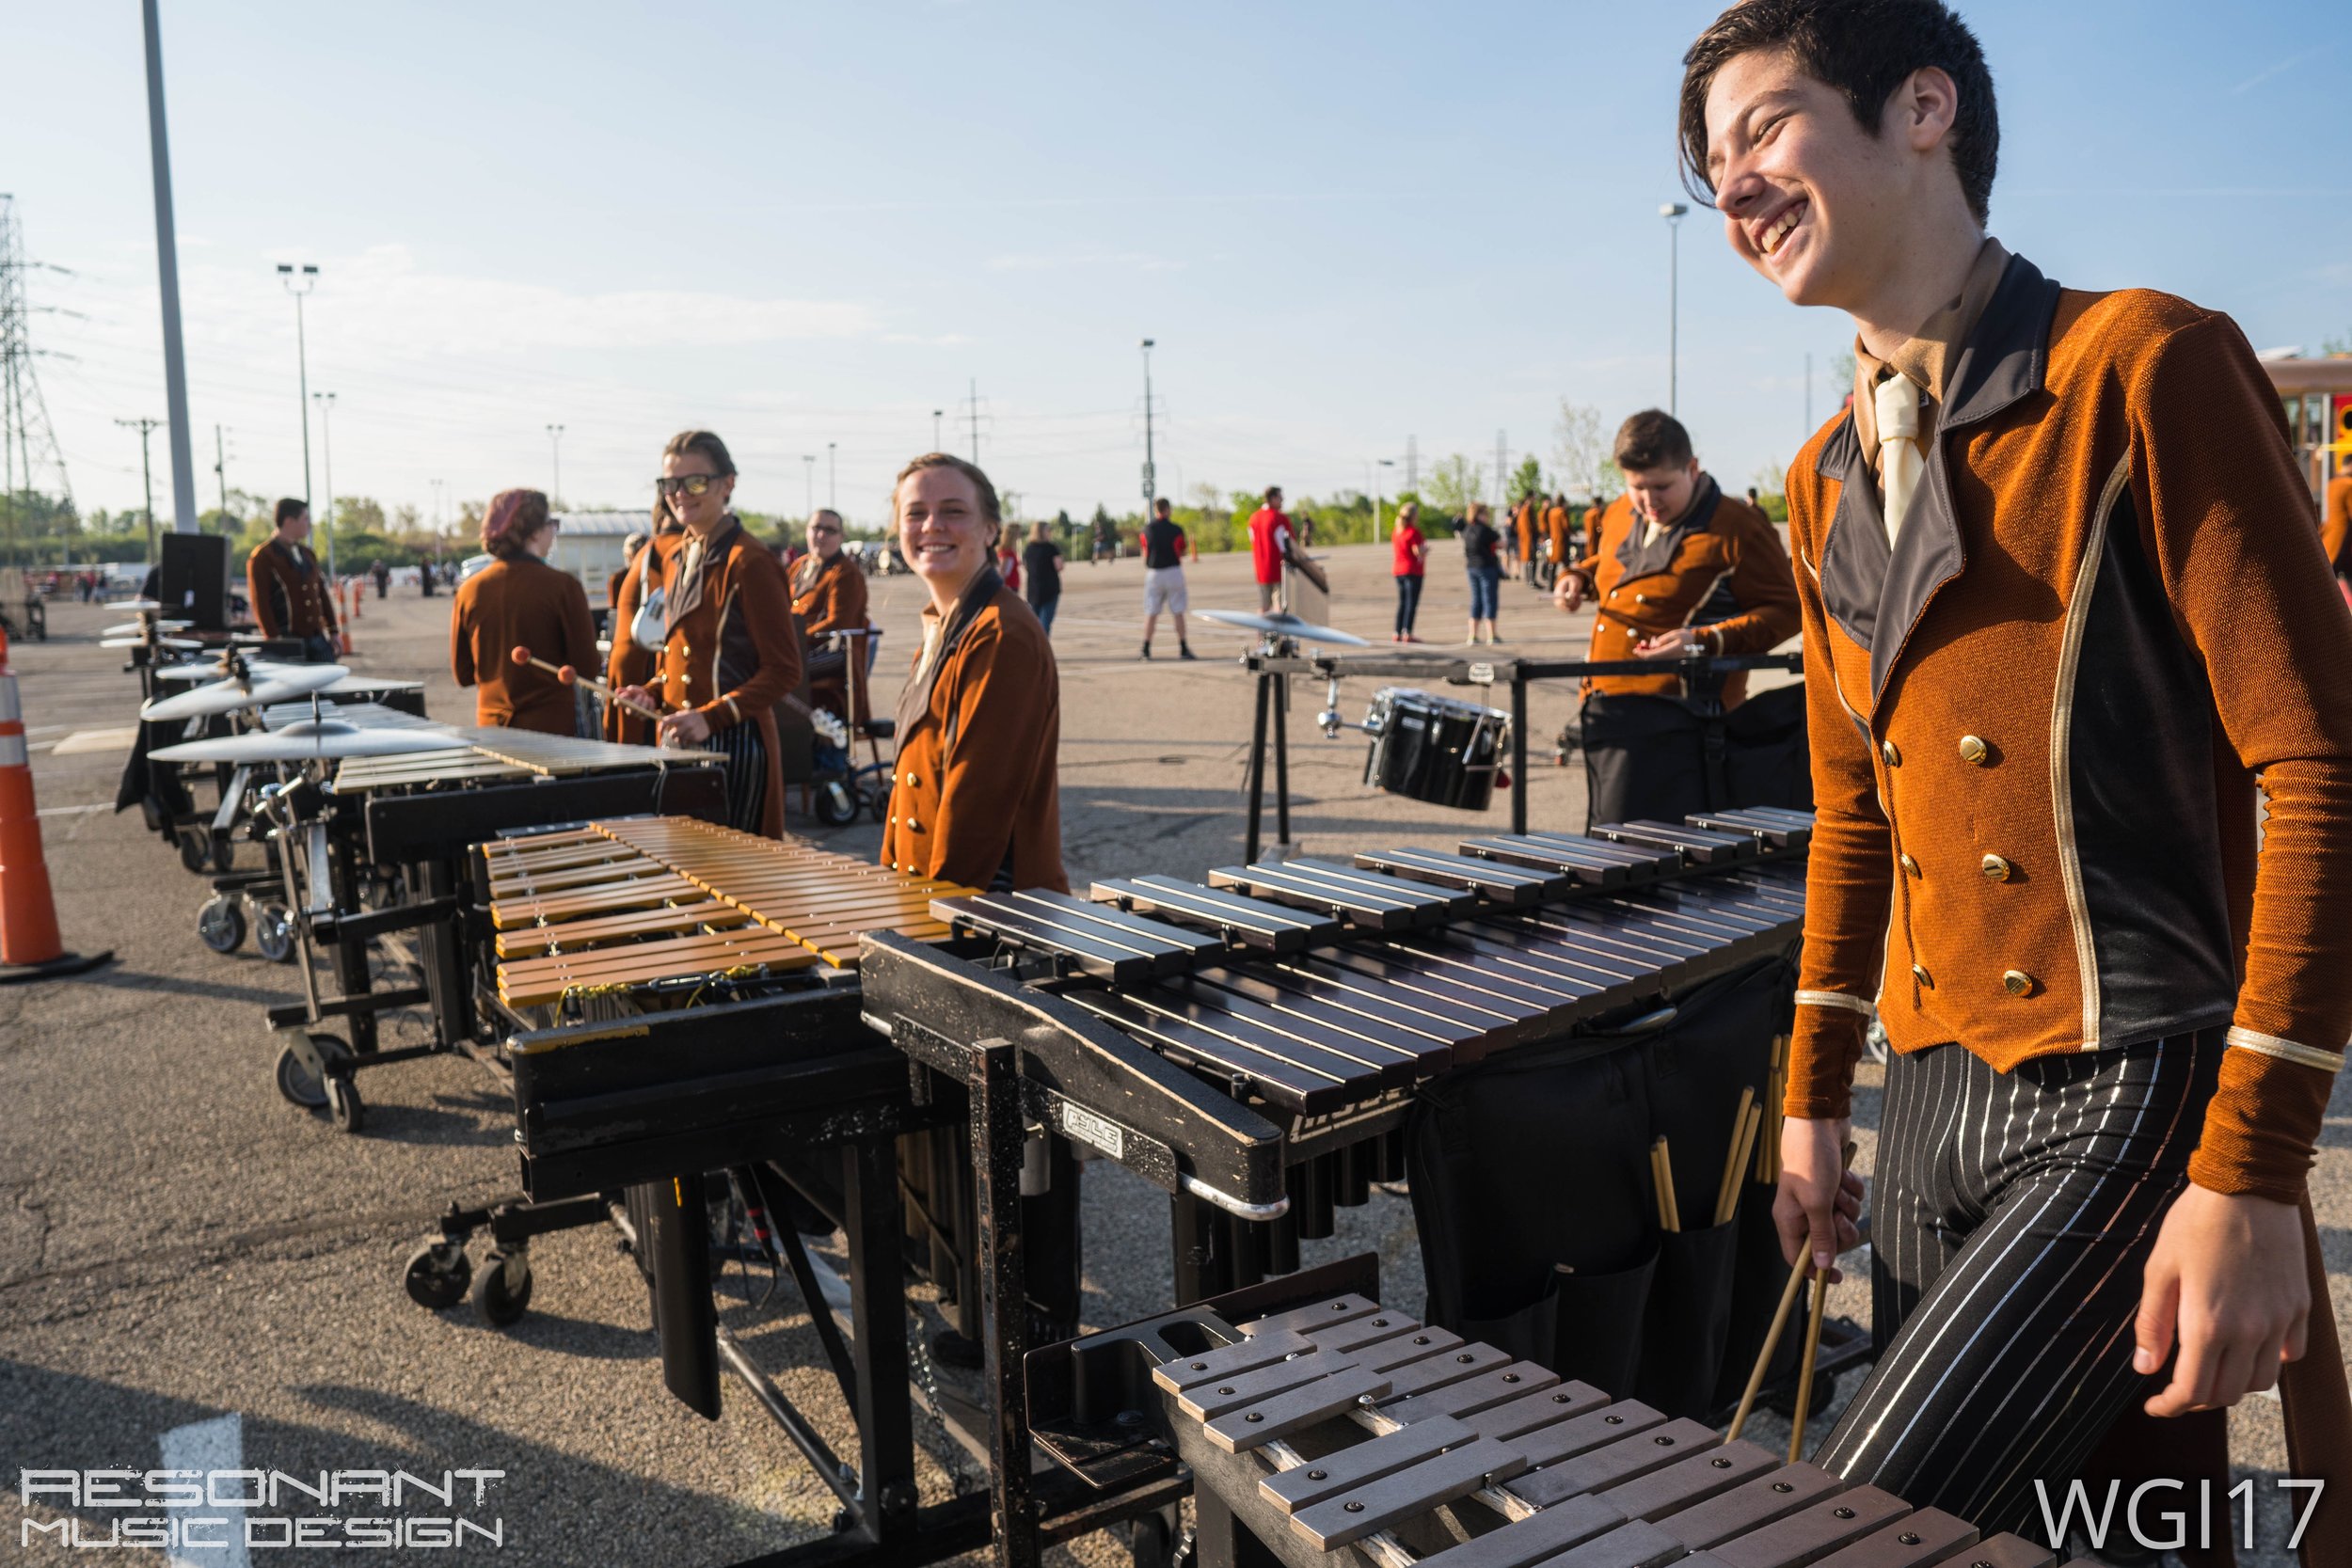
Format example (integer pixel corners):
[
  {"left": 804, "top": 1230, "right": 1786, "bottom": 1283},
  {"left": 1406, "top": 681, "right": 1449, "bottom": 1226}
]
[{"left": 0, "top": 196, "right": 74, "bottom": 565}]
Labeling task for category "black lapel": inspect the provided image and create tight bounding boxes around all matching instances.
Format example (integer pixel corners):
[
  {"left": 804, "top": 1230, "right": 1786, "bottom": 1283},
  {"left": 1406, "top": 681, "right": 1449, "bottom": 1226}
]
[
  {"left": 1813, "top": 414, "right": 1887, "bottom": 658},
  {"left": 1863, "top": 252, "right": 2063, "bottom": 702},
  {"left": 894, "top": 566, "right": 1004, "bottom": 745},
  {"left": 1613, "top": 474, "right": 1723, "bottom": 581}
]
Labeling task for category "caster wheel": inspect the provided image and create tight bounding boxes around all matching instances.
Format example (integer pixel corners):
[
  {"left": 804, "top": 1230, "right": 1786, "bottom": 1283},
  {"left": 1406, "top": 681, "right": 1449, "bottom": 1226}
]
[
  {"left": 254, "top": 903, "right": 295, "bottom": 963},
  {"left": 197, "top": 895, "right": 246, "bottom": 955},
  {"left": 866, "top": 786, "right": 891, "bottom": 825},
  {"left": 326, "top": 1072, "right": 365, "bottom": 1133},
  {"left": 403, "top": 1241, "right": 473, "bottom": 1309},
  {"left": 273, "top": 1034, "right": 347, "bottom": 1108},
  {"left": 177, "top": 829, "right": 209, "bottom": 873},
  {"left": 814, "top": 780, "right": 858, "bottom": 827},
  {"left": 471, "top": 1250, "right": 533, "bottom": 1327}
]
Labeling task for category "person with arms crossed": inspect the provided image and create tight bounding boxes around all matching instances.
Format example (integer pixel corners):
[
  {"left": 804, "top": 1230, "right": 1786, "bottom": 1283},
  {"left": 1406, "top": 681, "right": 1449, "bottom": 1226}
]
[
  {"left": 791, "top": 508, "right": 870, "bottom": 726},
  {"left": 1245, "top": 486, "right": 1327, "bottom": 614},
  {"left": 246, "top": 498, "right": 341, "bottom": 662},
  {"left": 1684, "top": 0, "right": 2352, "bottom": 1545},
  {"left": 614, "top": 430, "right": 803, "bottom": 836},
  {"left": 1460, "top": 501, "right": 1504, "bottom": 645},
  {"left": 450, "top": 488, "right": 596, "bottom": 735},
  {"left": 1138, "top": 497, "right": 1195, "bottom": 659}
]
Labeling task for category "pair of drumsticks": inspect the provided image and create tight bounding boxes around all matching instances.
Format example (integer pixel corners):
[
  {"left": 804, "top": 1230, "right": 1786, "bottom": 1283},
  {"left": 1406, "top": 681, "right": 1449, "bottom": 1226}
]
[
  {"left": 1645, "top": 1081, "right": 1769, "bottom": 1235},
  {"left": 1724, "top": 1135, "right": 1861, "bottom": 1464},
  {"left": 509, "top": 645, "right": 667, "bottom": 722}
]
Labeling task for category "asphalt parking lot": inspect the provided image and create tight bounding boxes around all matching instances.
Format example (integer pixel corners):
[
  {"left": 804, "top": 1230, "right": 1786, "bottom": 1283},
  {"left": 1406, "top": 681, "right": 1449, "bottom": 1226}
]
[{"left": 0, "top": 542, "right": 2338, "bottom": 1565}]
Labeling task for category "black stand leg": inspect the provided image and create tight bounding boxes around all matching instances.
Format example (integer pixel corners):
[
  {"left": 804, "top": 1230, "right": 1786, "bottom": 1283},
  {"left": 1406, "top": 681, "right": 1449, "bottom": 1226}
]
[
  {"left": 1270, "top": 674, "right": 1290, "bottom": 856},
  {"left": 1170, "top": 1191, "right": 1230, "bottom": 1306},
  {"left": 330, "top": 826, "right": 376, "bottom": 1053},
  {"left": 419, "top": 856, "right": 469, "bottom": 1047},
  {"left": 1511, "top": 675, "right": 1529, "bottom": 835},
  {"left": 1244, "top": 671, "right": 1270, "bottom": 864},
  {"left": 971, "top": 1041, "right": 1039, "bottom": 1568},
  {"left": 844, "top": 1137, "right": 918, "bottom": 1544}
]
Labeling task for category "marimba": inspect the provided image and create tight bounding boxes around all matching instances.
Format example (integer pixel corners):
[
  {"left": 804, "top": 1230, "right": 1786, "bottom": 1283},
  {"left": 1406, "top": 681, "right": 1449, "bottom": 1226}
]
[{"left": 1028, "top": 1259, "right": 2055, "bottom": 1568}]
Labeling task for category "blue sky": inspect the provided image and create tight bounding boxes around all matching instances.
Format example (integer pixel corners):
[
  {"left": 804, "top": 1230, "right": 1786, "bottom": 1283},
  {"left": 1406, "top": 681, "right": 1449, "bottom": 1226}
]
[{"left": 10, "top": 0, "right": 2348, "bottom": 530}]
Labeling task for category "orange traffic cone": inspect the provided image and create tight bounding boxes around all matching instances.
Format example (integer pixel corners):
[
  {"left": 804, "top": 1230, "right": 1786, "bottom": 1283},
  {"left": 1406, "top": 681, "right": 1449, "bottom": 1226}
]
[
  {"left": 0, "top": 627, "right": 111, "bottom": 981},
  {"left": 338, "top": 581, "right": 355, "bottom": 656}
]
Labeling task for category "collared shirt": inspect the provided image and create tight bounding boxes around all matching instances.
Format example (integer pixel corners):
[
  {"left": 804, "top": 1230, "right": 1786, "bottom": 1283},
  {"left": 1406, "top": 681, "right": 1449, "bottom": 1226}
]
[{"left": 1850, "top": 236, "right": 2012, "bottom": 473}]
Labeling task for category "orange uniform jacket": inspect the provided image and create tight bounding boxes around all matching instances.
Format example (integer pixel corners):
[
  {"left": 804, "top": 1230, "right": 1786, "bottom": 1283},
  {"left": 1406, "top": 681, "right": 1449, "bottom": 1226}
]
[
  {"left": 1543, "top": 503, "right": 1572, "bottom": 565},
  {"left": 1512, "top": 500, "right": 1535, "bottom": 562},
  {"left": 449, "top": 554, "right": 596, "bottom": 734},
  {"left": 2323, "top": 473, "right": 2351, "bottom": 575},
  {"left": 246, "top": 539, "right": 340, "bottom": 640},
  {"left": 882, "top": 569, "right": 1066, "bottom": 893},
  {"left": 604, "top": 528, "right": 681, "bottom": 745},
  {"left": 647, "top": 519, "right": 803, "bottom": 838},
  {"left": 791, "top": 550, "right": 870, "bottom": 639},
  {"left": 1566, "top": 481, "right": 1799, "bottom": 701}
]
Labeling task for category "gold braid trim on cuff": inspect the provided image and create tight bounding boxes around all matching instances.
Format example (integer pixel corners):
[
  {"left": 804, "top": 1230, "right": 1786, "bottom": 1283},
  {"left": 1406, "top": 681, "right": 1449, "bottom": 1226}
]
[
  {"left": 2223, "top": 1025, "right": 2345, "bottom": 1074},
  {"left": 1794, "top": 989, "right": 1876, "bottom": 1018}
]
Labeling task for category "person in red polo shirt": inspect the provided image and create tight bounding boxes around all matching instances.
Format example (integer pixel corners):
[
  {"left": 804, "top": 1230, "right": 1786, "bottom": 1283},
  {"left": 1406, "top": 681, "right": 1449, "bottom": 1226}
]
[{"left": 1246, "top": 484, "right": 1326, "bottom": 613}]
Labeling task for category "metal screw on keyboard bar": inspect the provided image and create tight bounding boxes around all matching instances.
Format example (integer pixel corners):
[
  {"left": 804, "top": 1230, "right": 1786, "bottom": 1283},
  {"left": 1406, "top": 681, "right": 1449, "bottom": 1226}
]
[
  {"left": 1604, "top": 1416, "right": 1623, "bottom": 1425},
  {"left": 1247, "top": 1414, "right": 1264, "bottom": 1423},
  {"left": 1833, "top": 1508, "right": 1855, "bottom": 1519},
  {"left": 1308, "top": 1469, "right": 1328, "bottom": 1481},
  {"left": 1357, "top": 1395, "right": 1377, "bottom": 1407},
  {"left": 1899, "top": 1535, "right": 1920, "bottom": 1546},
  {"left": 1331, "top": 1302, "right": 1348, "bottom": 1310},
  {"left": 1710, "top": 1459, "right": 1733, "bottom": 1468},
  {"left": 1413, "top": 1336, "right": 1431, "bottom": 1345},
  {"left": 1772, "top": 1482, "right": 1793, "bottom": 1493},
  {"left": 1217, "top": 1386, "right": 1234, "bottom": 1395},
  {"left": 1189, "top": 1362, "right": 1207, "bottom": 1370},
  {"left": 1344, "top": 1502, "right": 1365, "bottom": 1513},
  {"left": 1502, "top": 1373, "right": 1520, "bottom": 1384},
  {"left": 1551, "top": 1393, "right": 1573, "bottom": 1403},
  {"left": 1371, "top": 1318, "right": 1390, "bottom": 1327},
  {"left": 1455, "top": 1353, "right": 1474, "bottom": 1363},
  {"left": 1653, "top": 1435, "right": 1675, "bottom": 1446}
]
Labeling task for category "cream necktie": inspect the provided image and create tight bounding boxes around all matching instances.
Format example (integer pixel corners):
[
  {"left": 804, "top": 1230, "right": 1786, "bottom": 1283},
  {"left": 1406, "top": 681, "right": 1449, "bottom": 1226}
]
[{"left": 1873, "top": 374, "right": 1925, "bottom": 549}]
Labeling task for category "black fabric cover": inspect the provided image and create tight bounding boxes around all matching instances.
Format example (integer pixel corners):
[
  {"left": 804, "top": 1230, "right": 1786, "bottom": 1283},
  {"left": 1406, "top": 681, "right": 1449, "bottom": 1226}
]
[
  {"left": 1406, "top": 956, "right": 1795, "bottom": 1419},
  {"left": 1579, "top": 685, "right": 1813, "bottom": 830}
]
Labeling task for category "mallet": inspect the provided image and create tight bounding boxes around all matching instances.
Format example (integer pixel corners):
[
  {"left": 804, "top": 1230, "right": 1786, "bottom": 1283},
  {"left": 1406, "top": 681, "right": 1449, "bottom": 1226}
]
[{"left": 510, "top": 645, "right": 666, "bottom": 721}]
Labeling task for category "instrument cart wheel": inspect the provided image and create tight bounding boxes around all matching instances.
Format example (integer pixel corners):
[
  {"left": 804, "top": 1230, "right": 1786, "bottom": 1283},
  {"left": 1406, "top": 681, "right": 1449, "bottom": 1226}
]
[
  {"left": 814, "top": 780, "right": 859, "bottom": 828},
  {"left": 865, "top": 785, "right": 891, "bottom": 824},
  {"left": 274, "top": 1034, "right": 344, "bottom": 1108},
  {"left": 403, "top": 1241, "right": 474, "bottom": 1310},
  {"left": 325, "top": 1071, "right": 366, "bottom": 1134},
  {"left": 253, "top": 903, "right": 296, "bottom": 964},
  {"left": 177, "top": 828, "right": 210, "bottom": 873},
  {"left": 471, "top": 1249, "right": 533, "bottom": 1327},
  {"left": 197, "top": 895, "right": 246, "bottom": 955}
]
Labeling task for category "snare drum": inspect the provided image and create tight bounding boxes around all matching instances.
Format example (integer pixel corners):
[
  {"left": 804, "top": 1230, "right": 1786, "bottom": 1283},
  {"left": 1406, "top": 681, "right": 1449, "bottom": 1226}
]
[{"left": 1361, "top": 686, "right": 1509, "bottom": 810}]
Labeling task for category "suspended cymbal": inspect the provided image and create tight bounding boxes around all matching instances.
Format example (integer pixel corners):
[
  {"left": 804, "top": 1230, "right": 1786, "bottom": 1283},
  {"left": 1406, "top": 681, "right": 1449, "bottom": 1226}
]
[
  {"left": 1200, "top": 610, "right": 1371, "bottom": 647},
  {"left": 151, "top": 719, "right": 461, "bottom": 765},
  {"left": 102, "top": 620, "right": 193, "bottom": 638},
  {"left": 152, "top": 658, "right": 310, "bottom": 684},
  {"left": 104, "top": 635, "right": 202, "bottom": 651},
  {"left": 140, "top": 664, "right": 352, "bottom": 721}
]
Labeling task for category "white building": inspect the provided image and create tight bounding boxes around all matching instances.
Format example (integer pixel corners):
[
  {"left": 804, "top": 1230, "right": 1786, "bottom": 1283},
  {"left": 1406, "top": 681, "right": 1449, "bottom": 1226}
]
[{"left": 544, "top": 510, "right": 657, "bottom": 598}]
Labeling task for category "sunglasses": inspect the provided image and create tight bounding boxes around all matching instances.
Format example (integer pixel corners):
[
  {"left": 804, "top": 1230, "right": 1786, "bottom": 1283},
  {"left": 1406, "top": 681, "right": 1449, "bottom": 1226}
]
[
  {"left": 656, "top": 473, "right": 724, "bottom": 498},
  {"left": 811, "top": 522, "right": 841, "bottom": 535}
]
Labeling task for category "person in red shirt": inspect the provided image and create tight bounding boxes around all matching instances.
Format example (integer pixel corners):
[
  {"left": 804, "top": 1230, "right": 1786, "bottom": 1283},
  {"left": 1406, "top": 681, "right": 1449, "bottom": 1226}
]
[
  {"left": 1245, "top": 485, "right": 1327, "bottom": 613},
  {"left": 1390, "top": 501, "right": 1427, "bottom": 641}
]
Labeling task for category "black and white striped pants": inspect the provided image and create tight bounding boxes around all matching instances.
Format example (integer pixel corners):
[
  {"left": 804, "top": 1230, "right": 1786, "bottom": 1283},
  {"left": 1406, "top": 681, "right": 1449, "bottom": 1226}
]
[
  {"left": 708, "top": 721, "right": 769, "bottom": 834},
  {"left": 1819, "top": 1028, "right": 2223, "bottom": 1537}
]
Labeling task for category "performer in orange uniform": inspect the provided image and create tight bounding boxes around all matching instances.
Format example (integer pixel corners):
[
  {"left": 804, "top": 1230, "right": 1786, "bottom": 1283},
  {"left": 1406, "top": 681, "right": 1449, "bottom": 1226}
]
[
  {"left": 246, "top": 498, "right": 341, "bottom": 660},
  {"left": 449, "top": 489, "right": 596, "bottom": 734},
  {"left": 614, "top": 431, "right": 803, "bottom": 837},
  {"left": 791, "top": 508, "right": 873, "bottom": 725}
]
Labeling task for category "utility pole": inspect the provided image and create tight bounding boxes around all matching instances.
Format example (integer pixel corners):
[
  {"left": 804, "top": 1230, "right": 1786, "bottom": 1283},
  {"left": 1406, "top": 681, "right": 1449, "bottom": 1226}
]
[
  {"left": 277, "top": 262, "right": 318, "bottom": 510},
  {"left": 803, "top": 454, "right": 815, "bottom": 516},
  {"left": 827, "top": 441, "right": 835, "bottom": 510},
  {"left": 141, "top": 0, "right": 198, "bottom": 535},
  {"left": 1139, "top": 338, "right": 1157, "bottom": 511},
  {"left": 1661, "top": 203, "right": 1690, "bottom": 417},
  {"left": 212, "top": 424, "right": 227, "bottom": 521},
  {"left": 965, "top": 378, "right": 982, "bottom": 465},
  {"left": 1375, "top": 457, "right": 1394, "bottom": 537},
  {"left": 1494, "top": 429, "right": 1508, "bottom": 510},
  {"left": 931, "top": 408, "right": 943, "bottom": 451},
  {"left": 1405, "top": 435, "right": 1419, "bottom": 495},
  {"left": 0, "top": 198, "right": 74, "bottom": 565},
  {"left": 312, "top": 391, "right": 337, "bottom": 581},
  {"left": 116, "top": 418, "right": 162, "bottom": 566},
  {"left": 546, "top": 423, "right": 564, "bottom": 505}
]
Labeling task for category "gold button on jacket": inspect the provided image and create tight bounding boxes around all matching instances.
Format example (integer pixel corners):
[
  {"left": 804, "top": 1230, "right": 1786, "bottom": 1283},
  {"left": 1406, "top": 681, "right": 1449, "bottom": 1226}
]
[
  {"left": 1912, "top": 963, "right": 1932, "bottom": 989},
  {"left": 1981, "top": 854, "right": 2012, "bottom": 881},
  {"left": 1899, "top": 853, "right": 1920, "bottom": 878},
  {"left": 2003, "top": 970, "right": 2035, "bottom": 996},
  {"left": 1958, "top": 734, "right": 1989, "bottom": 764},
  {"left": 1881, "top": 739, "right": 1901, "bottom": 767}
]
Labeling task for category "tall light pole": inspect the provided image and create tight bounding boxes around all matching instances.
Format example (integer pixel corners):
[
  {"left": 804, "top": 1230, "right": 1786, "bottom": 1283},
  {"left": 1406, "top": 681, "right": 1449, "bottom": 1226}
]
[
  {"left": 312, "top": 391, "right": 337, "bottom": 580},
  {"left": 803, "top": 454, "right": 816, "bottom": 516},
  {"left": 931, "top": 409, "right": 943, "bottom": 451},
  {"left": 140, "top": 0, "right": 198, "bottom": 535},
  {"left": 212, "top": 424, "right": 228, "bottom": 522},
  {"left": 277, "top": 262, "right": 318, "bottom": 508},
  {"left": 115, "top": 418, "right": 161, "bottom": 566},
  {"left": 1660, "top": 203, "right": 1689, "bottom": 417},
  {"left": 827, "top": 441, "right": 835, "bottom": 510},
  {"left": 1139, "top": 338, "right": 1157, "bottom": 511},
  {"left": 546, "top": 423, "right": 564, "bottom": 505},
  {"left": 1376, "top": 457, "right": 1394, "bottom": 537}
]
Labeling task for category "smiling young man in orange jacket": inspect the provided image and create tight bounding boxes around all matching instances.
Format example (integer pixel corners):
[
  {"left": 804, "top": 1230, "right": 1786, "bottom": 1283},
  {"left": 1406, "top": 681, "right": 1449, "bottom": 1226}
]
[{"left": 1687, "top": 0, "right": 2352, "bottom": 1550}]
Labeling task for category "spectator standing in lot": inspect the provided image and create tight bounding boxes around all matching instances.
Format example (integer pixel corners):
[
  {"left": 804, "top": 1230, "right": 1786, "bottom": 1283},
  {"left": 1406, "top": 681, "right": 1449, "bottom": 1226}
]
[
  {"left": 1138, "top": 497, "right": 1195, "bottom": 660},
  {"left": 1245, "top": 485, "right": 1326, "bottom": 612},
  {"left": 1391, "top": 500, "right": 1426, "bottom": 641},
  {"left": 1461, "top": 500, "right": 1503, "bottom": 644},
  {"left": 1021, "top": 517, "right": 1064, "bottom": 633},
  {"left": 370, "top": 558, "right": 389, "bottom": 598}
]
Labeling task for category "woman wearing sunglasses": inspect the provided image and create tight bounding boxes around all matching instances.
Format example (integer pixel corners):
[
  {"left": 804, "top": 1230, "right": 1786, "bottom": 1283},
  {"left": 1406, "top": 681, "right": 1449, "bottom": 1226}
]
[{"left": 613, "top": 430, "right": 803, "bottom": 835}]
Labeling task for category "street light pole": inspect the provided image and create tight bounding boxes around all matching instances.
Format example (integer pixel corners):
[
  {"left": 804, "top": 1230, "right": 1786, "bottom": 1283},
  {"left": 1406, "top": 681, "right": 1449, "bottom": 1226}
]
[
  {"left": 312, "top": 391, "right": 337, "bottom": 581},
  {"left": 1376, "top": 457, "right": 1394, "bottom": 537},
  {"left": 1660, "top": 203, "right": 1689, "bottom": 417},
  {"left": 277, "top": 262, "right": 318, "bottom": 508},
  {"left": 140, "top": 0, "right": 198, "bottom": 535},
  {"left": 546, "top": 423, "right": 564, "bottom": 506},
  {"left": 1139, "top": 338, "right": 1157, "bottom": 511},
  {"left": 803, "top": 455, "right": 815, "bottom": 517},
  {"left": 931, "top": 409, "right": 943, "bottom": 451},
  {"left": 827, "top": 441, "right": 835, "bottom": 510}
]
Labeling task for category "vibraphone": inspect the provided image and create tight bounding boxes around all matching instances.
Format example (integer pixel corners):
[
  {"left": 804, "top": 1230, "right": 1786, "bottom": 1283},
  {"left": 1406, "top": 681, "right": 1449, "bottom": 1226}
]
[
  {"left": 862, "top": 808, "right": 1813, "bottom": 1296},
  {"left": 1027, "top": 1257, "right": 2054, "bottom": 1568},
  {"left": 256, "top": 726, "right": 728, "bottom": 1130}
]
